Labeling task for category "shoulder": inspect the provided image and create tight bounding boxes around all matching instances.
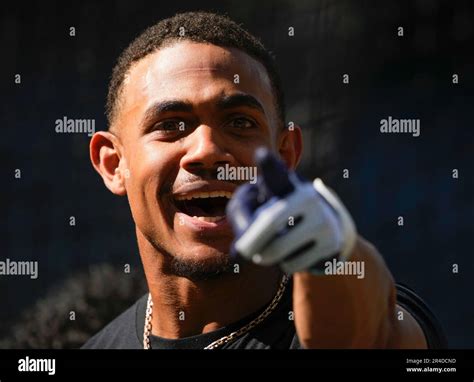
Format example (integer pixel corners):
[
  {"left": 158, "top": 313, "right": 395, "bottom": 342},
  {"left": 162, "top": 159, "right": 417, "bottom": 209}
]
[{"left": 81, "top": 294, "right": 147, "bottom": 349}]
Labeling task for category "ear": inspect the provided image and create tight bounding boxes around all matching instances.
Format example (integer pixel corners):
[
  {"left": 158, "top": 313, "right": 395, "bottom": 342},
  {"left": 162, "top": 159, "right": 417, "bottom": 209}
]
[
  {"left": 278, "top": 125, "right": 303, "bottom": 170},
  {"left": 89, "top": 131, "right": 127, "bottom": 196}
]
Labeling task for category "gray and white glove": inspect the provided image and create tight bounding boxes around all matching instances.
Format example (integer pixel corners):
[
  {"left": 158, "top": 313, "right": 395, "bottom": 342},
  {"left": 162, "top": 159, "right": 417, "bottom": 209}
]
[{"left": 226, "top": 147, "right": 357, "bottom": 274}]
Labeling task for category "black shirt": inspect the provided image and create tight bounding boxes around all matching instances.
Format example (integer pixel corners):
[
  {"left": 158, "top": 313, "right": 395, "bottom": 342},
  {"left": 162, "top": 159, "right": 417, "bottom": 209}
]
[{"left": 82, "top": 281, "right": 447, "bottom": 349}]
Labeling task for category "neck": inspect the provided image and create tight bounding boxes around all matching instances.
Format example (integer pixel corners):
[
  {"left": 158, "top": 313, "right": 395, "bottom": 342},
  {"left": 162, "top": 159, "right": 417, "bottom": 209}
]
[{"left": 137, "top": 233, "right": 282, "bottom": 339}]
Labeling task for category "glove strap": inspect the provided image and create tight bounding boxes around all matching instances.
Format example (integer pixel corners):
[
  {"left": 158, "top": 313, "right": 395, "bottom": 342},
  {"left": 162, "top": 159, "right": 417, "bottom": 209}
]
[{"left": 313, "top": 178, "right": 357, "bottom": 261}]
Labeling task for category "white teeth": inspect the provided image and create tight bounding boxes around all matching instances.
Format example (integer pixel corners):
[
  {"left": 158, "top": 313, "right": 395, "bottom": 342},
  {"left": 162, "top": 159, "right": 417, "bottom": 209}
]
[
  {"left": 194, "top": 216, "right": 225, "bottom": 222},
  {"left": 175, "top": 191, "right": 233, "bottom": 201}
]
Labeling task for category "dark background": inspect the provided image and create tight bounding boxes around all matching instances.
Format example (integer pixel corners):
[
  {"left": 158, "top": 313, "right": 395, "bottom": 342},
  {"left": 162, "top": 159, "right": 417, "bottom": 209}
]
[{"left": 1, "top": 0, "right": 473, "bottom": 347}]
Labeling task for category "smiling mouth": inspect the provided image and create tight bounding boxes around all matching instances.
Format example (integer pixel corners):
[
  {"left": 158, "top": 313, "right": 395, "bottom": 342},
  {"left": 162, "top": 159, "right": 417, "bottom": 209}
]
[{"left": 173, "top": 191, "right": 233, "bottom": 223}]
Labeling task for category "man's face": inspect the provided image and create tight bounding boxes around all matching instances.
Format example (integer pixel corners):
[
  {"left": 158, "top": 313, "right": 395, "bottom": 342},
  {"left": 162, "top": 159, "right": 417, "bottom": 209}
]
[{"left": 113, "top": 41, "right": 280, "bottom": 275}]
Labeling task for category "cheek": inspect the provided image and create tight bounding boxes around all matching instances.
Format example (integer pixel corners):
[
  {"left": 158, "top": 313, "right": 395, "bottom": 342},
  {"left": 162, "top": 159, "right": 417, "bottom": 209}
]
[
  {"left": 230, "top": 136, "right": 273, "bottom": 166},
  {"left": 126, "top": 143, "right": 175, "bottom": 210}
]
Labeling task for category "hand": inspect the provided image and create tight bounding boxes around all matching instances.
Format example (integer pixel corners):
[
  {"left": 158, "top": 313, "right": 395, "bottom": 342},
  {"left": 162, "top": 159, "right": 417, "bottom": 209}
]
[{"left": 226, "top": 147, "right": 357, "bottom": 274}]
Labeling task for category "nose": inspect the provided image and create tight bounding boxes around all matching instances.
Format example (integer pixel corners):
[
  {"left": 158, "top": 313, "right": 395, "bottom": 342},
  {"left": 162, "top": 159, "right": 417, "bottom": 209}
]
[{"left": 180, "top": 125, "right": 232, "bottom": 172}]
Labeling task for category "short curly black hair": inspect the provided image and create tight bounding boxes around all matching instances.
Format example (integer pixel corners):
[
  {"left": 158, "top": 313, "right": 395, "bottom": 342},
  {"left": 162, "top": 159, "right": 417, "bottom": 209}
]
[{"left": 107, "top": 11, "right": 285, "bottom": 128}]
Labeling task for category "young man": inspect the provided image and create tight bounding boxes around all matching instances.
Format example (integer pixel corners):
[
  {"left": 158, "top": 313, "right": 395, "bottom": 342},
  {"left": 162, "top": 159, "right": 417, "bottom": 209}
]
[{"left": 83, "top": 12, "right": 445, "bottom": 349}]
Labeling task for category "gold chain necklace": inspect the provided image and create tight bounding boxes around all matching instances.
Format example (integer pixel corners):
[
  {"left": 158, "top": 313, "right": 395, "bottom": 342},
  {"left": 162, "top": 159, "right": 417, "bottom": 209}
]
[{"left": 143, "top": 274, "right": 289, "bottom": 349}]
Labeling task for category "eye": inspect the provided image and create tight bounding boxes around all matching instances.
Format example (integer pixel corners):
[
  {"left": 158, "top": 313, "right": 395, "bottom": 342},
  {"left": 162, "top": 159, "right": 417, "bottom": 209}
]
[
  {"left": 226, "top": 117, "right": 257, "bottom": 130},
  {"left": 152, "top": 119, "right": 186, "bottom": 132}
]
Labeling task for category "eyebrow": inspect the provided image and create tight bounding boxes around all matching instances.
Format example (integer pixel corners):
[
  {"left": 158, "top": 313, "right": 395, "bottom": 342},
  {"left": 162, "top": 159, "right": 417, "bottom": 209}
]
[
  {"left": 142, "top": 100, "right": 193, "bottom": 127},
  {"left": 141, "top": 93, "right": 266, "bottom": 130},
  {"left": 215, "top": 93, "right": 265, "bottom": 114}
]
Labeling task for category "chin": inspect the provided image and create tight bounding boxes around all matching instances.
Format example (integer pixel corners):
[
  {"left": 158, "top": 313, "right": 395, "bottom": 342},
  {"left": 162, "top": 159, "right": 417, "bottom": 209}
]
[
  {"left": 145, "top": 228, "right": 235, "bottom": 280},
  {"left": 169, "top": 250, "right": 235, "bottom": 281},
  {"left": 190, "top": 242, "right": 230, "bottom": 258}
]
